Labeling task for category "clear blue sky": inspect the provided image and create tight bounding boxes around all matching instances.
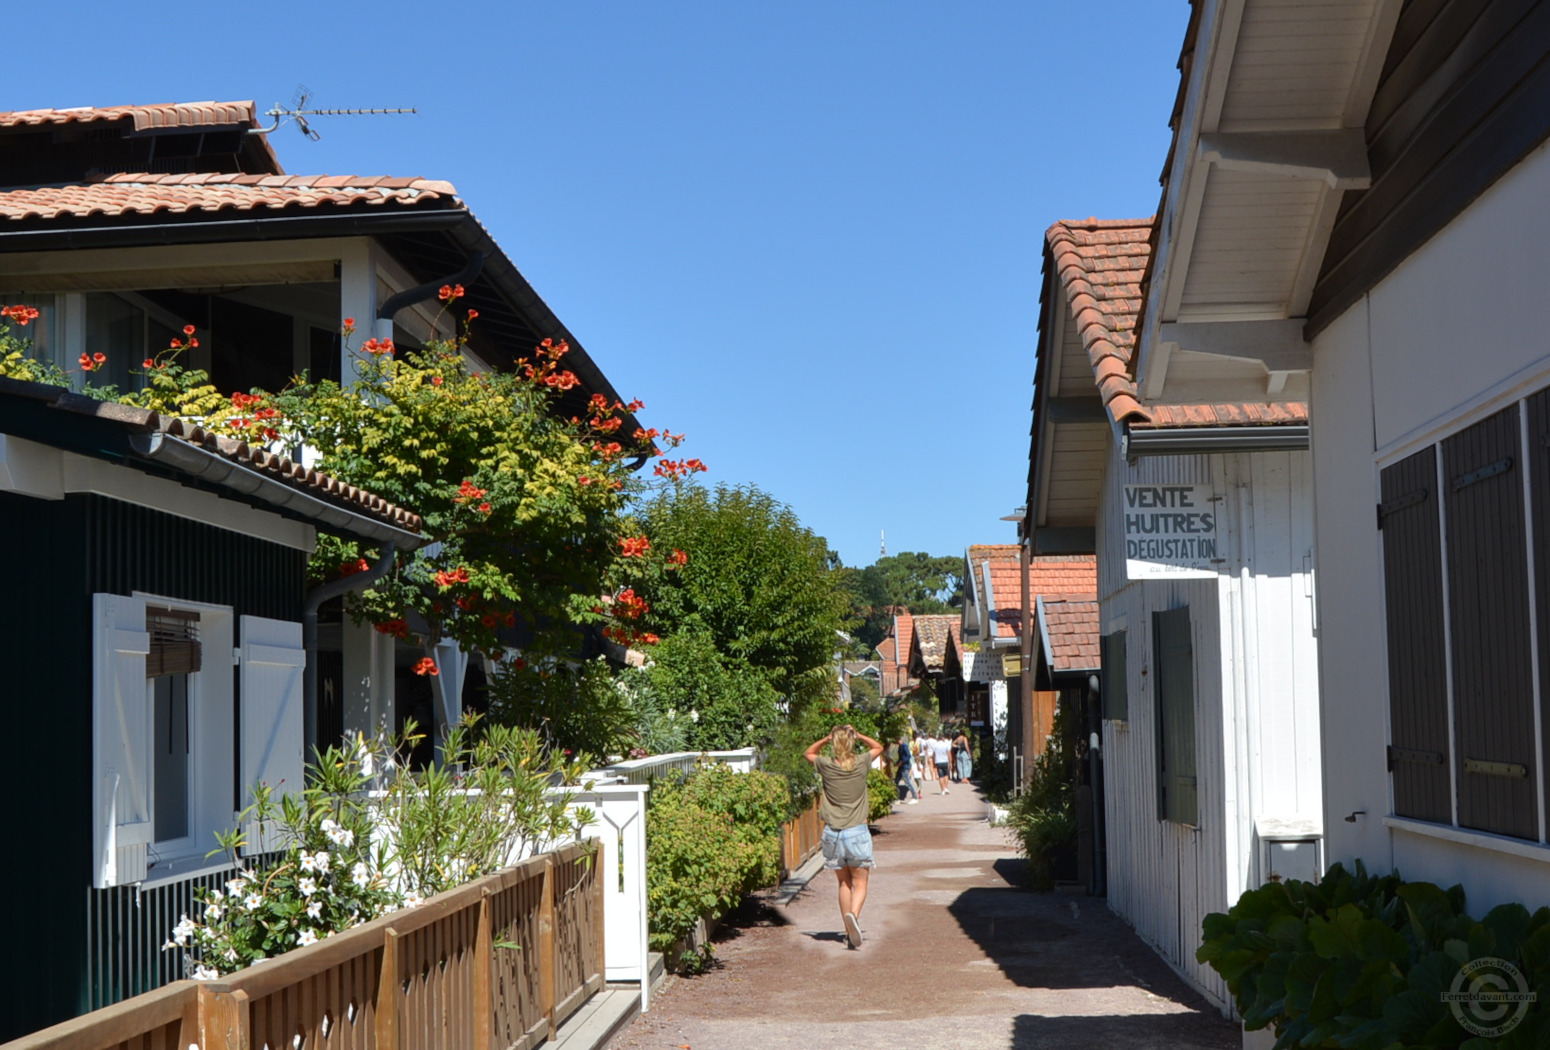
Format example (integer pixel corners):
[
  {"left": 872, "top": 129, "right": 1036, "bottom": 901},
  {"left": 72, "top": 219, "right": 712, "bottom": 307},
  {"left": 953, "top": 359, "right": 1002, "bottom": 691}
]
[{"left": 13, "top": 1, "right": 1188, "bottom": 569}]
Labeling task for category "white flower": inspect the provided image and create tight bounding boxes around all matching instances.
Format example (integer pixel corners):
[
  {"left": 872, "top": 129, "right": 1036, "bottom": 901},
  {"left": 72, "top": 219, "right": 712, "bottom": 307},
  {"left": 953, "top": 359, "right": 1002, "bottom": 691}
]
[
  {"left": 299, "top": 851, "right": 316, "bottom": 873},
  {"left": 403, "top": 892, "right": 424, "bottom": 909},
  {"left": 204, "top": 900, "right": 225, "bottom": 920},
  {"left": 226, "top": 877, "right": 247, "bottom": 896},
  {"left": 320, "top": 818, "right": 339, "bottom": 835},
  {"left": 224, "top": 948, "right": 238, "bottom": 963},
  {"left": 166, "top": 915, "right": 196, "bottom": 947},
  {"left": 690, "top": 709, "right": 700, "bottom": 723},
  {"left": 298, "top": 877, "right": 317, "bottom": 897},
  {"left": 306, "top": 900, "right": 323, "bottom": 919},
  {"left": 312, "top": 850, "right": 330, "bottom": 874},
  {"left": 244, "top": 893, "right": 263, "bottom": 911},
  {"left": 297, "top": 929, "right": 319, "bottom": 947},
  {"left": 193, "top": 964, "right": 220, "bottom": 981},
  {"left": 335, "top": 827, "right": 355, "bottom": 848},
  {"left": 351, "top": 862, "right": 370, "bottom": 888}
]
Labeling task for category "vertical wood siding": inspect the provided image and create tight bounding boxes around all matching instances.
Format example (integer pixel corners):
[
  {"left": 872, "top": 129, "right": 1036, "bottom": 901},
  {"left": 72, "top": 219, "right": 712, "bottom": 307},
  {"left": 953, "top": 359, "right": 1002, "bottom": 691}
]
[
  {"left": 1527, "top": 389, "right": 1550, "bottom": 835},
  {"left": 1379, "top": 447, "right": 1452, "bottom": 823},
  {"left": 1095, "top": 445, "right": 1321, "bottom": 1010}
]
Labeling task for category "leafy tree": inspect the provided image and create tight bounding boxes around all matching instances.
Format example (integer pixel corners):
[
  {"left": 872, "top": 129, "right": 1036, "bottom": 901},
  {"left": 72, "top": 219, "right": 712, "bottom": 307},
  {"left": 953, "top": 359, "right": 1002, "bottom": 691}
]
[{"left": 842, "top": 551, "right": 965, "bottom": 652}]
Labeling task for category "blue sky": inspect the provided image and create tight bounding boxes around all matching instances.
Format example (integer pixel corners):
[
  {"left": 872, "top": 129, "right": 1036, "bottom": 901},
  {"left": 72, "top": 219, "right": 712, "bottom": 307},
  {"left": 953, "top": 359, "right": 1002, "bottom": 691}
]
[{"left": 13, "top": 1, "right": 1188, "bottom": 568}]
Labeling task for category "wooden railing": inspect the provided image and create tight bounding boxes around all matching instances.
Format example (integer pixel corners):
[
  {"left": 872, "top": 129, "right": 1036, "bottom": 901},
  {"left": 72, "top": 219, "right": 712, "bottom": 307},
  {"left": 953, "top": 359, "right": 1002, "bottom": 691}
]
[
  {"left": 3, "top": 842, "right": 602, "bottom": 1050},
  {"left": 780, "top": 797, "right": 823, "bottom": 877}
]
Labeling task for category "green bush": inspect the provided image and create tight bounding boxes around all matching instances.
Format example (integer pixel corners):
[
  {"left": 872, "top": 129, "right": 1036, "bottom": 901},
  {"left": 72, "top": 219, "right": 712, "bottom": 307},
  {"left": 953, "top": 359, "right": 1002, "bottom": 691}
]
[
  {"left": 644, "top": 762, "right": 790, "bottom": 972},
  {"left": 1003, "top": 704, "right": 1076, "bottom": 889},
  {"left": 764, "top": 701, "right": 908, "bottom": 818},
  {"left": 866, "top": 767, "right": 895, "bottom": 822},
  {"left": 1197, "top": 861, "right": 1550, "bottom": 1049}
]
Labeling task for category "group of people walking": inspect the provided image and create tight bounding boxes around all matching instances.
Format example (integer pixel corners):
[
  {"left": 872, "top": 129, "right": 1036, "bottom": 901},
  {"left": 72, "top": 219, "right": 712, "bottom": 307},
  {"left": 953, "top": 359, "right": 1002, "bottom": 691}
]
[{"left": 805, "top": 722, "right": 975, "bottom": 949}]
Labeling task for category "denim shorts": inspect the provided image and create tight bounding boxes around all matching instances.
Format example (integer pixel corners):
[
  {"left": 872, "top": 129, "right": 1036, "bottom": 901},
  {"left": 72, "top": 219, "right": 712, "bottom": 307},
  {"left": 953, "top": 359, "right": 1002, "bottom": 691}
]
[{"left": 821, "top": 823, "right": 874, "bottom": 870}]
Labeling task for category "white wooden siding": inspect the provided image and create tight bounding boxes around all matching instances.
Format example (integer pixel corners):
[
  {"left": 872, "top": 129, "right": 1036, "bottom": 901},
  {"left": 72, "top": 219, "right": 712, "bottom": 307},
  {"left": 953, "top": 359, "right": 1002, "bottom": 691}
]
[
  {"left": 1097, "top": 445, "right": 1321, "bottom": 1010},
  {"left": 1218, "top": 0, "right": 1379, "bottom": 131}
]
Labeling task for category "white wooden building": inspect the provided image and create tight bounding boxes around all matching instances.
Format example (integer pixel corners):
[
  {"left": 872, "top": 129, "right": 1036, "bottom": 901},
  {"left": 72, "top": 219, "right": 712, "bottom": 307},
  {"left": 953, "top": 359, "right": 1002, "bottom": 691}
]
[
  {"left": 1024, "top": 218, "right": 1323, "bottom": 1008},
  {"left": 1129, "top": 0, "right": 1550, "bottom": 936}
]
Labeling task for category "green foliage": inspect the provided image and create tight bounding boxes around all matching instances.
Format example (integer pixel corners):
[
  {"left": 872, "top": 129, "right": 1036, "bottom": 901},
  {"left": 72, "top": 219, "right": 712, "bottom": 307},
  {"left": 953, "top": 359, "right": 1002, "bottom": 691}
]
[
  {"left": 486, "top": 656, "right": 639, "bottom": 759},
  {"left": 1197, "top": 862, "right": 1550, "bottom": 1049},
  {"left": 645, "top": 763, "right": 788, "bottom": 972},
  {"left": 639, "top": 630, "right": 784, "bottom": 751},
  {"left": 1004, "top": 704, "right": 1076, "bottom": 889},
  {"left": 636, "top": 483, "right": 850, "bottom": 704},
  {"left": 840, "top": 551, "right": 964, "bottom": 652},
  {"left": 165, "top": 717, "right": 593, "bottom": 977},
  {"left": 762, "top": 701, "right": 907, "bottom": 817},
  {"left": 866, "top": 767, "right": 895, "bottom": 822},
  {"left": 613, "top": 665, "right": 688, "bottom": 756}
]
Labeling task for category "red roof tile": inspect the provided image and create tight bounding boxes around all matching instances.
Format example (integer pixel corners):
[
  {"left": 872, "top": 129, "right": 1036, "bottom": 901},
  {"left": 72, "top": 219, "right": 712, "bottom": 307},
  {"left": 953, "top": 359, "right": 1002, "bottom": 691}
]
[
  {"left": 1132, "top": 401, "right": 1310, "bottom": 429},
  {"left": 1039, "top": 598, "right": 1101, "bottom": 672},
  {"left": 0, "top": 172, "right": 457, "bottom": 222},
  {"left": 910, "top": 614, "right": 959, "bottom": 673},
  {"left": 0, "top": 101, "right": 261, "bottom": 132}
]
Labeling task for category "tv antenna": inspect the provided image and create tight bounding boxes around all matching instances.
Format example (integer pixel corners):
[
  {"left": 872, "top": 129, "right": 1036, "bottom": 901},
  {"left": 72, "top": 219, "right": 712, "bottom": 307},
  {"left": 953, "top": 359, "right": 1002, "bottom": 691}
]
[{"left": 250, "top": 87, "right": 416, "bottom": 141}]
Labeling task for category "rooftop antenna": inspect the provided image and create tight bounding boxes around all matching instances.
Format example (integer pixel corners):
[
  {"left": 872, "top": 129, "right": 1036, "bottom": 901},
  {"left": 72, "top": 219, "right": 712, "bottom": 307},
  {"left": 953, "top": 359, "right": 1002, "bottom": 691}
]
[
  {"left": 250, "top": 86, "right": 416, "bottom": 141},
  {"left": 880, "top": 529, "right": 887, "bottom": 558}
]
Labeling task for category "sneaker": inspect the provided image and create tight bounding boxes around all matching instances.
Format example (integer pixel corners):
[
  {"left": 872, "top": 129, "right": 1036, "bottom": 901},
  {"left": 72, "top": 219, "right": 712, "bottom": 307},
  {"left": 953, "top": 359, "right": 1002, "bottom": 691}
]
[
  {"left": 843, "top": 912, "right": 863, "bottom": 949},
  {"left": 906, "top": 798, "right": 919, "bottom": 805}
]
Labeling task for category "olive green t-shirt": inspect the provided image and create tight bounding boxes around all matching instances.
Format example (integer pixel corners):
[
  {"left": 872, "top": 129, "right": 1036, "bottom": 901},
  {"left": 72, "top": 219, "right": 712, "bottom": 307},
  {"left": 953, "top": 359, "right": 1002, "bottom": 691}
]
[{"left": 815, "top": 755, "right": 870, "bottom": 830}]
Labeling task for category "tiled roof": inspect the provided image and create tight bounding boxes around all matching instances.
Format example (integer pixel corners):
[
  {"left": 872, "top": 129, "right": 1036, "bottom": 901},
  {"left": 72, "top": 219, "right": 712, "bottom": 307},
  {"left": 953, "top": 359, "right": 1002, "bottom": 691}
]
[
  {"left": 1029, "top": 555, "right": 1098, "bottom": 600},
  {"left": 1047, "top": 218, "right": 1153, "bottom": 425},
  {"left": 969, "top": 549, "right": 1097, "bottom": 639},
  {"left": 0, "top": 377, "right": 422, "bottom": 535},
  {"left": 1132, "top": 402, "right": 1310, "bottom": 429},
  {"left": 0, "top": 101, "right": 260, "bottom": 131},
  {"left": 911, "top": 614, "right": 959, "bottom": 673},
  {"left": 0, "top": 172, "right": 457, "bottom": 222},
  {"left": 1039, "top": 597, "right": 1101, "bottom": 673},
  {"left": 893, "top": 610, "right": 915, "bottom": 674}
]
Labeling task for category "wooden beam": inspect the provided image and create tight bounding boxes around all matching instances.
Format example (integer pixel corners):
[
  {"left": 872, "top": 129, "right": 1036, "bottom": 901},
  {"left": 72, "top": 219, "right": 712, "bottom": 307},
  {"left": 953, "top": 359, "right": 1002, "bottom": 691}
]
[
  {"left": 1198, "top": 130, "right": 1372, "bottom": 190},
  {"left": 1158, "top": 319, "right": 1312, "bottom": 374}
]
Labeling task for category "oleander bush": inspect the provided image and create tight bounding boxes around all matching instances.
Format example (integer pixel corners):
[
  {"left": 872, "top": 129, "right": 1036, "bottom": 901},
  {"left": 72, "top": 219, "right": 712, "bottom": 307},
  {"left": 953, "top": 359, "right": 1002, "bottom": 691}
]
[{"left": 1197, "top": 861, "right": 1550, "bottom": 1049}]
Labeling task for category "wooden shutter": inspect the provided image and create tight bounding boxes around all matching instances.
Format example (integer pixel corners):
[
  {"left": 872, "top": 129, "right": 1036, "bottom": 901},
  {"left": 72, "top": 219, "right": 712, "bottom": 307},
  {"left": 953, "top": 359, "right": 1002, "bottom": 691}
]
[
  {"left": 1379, "top": 446, "right": 1452, "bottom": 823},
  {"left": 1153, "top": 607, "right": 1198, "bottom": 825},
  {"left": 92, "top": 593, "right": 151, "bottom": 888},
  {"left": 239, "top": 615, "right": 307, "bottom": 854},
  {"left": 1101, "top": 630, "right": 1128, "bottom": 721},
  {"left": 1528, "top": 388, "right": 1550, "bottom": 835},
  {"left": 1443, "top": 405, "right": 1537, "bottom": 840}
]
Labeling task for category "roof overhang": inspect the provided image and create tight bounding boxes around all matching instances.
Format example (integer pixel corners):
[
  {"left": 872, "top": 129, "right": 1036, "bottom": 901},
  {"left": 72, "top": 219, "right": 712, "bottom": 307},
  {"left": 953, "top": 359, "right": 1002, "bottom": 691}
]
[
  {"left": 1136, "top": 0, "right": 1404, "bottom": 405},
  {"left": 1124, "top": 421, "right": 1309, "bottom": 458}
]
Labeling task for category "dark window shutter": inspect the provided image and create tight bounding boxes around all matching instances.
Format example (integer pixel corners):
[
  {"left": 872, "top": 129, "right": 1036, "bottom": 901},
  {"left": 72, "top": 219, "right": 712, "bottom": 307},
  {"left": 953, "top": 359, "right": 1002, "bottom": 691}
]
[
  {"left": 1102, "top": 630, "right": 1128, "bottom": 721},
  {"left": 1153, "top": 607, "right": 1197, "bottom": 826},
  {"left": 1443, "top": 405, "right": 1537, "bottom": 840},
  {"left": 1380, "top": 446, "right": 1452, "bottom": 824},
  {"left": 145, "top": 607, "right": 201, "bottom": 679},
  {"left": 1529, "top": 389, "right": 1550, "bottom": 835}
]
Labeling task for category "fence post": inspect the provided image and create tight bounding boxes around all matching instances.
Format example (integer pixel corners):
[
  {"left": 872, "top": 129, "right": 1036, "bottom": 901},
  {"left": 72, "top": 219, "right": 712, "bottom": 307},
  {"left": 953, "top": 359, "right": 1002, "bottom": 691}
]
[
  {"left": 196, "top": 984, "right": 249, "bottom": 1050},
  {"left": 593, "top": 846, "right": 607, "bottom": 984},
  {"left": 540, "top": 856, "right": 557, "bottom": 1041},
  {"left": 375, "top": 926, "right": 400, "bottom": 1050},
  {"left": 474, "top": 890, "right": 494, "bottom": 1050}
]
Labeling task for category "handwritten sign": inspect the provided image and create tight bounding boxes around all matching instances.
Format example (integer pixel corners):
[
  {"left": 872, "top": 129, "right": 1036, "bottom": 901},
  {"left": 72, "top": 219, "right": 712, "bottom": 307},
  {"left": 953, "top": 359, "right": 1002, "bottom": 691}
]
[{"left": 1123, "top": 484, "right": 1219, "bottom": 579}]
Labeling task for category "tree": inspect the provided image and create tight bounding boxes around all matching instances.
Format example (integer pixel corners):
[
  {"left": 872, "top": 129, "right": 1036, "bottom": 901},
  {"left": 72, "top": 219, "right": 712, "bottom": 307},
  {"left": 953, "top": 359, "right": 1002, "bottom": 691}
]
[
  {"left": 632, "top": 482, "right": 851, "bottom": 747},
  {"left": 842, "top": 551, "right": 965, "bottom": 652}
]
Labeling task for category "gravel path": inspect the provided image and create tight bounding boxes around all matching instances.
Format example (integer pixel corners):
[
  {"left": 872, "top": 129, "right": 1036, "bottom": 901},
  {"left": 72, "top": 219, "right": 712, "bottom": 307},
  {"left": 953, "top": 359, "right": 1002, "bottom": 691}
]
[{"left": 604, "top": 782, "right": 1240, "bottom": 1050}]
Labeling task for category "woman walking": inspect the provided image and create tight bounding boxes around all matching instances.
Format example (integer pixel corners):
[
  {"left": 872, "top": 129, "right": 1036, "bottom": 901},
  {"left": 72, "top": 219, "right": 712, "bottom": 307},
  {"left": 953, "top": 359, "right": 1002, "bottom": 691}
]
[
  {"left": 805, "top": 724, "right": 885, "bottom": 949},
  {"left": 895, "top": 735, "right": 920, "bottom": 804},
  {"left": 953, "top": 727, "right": 973, "bottom": 783}
]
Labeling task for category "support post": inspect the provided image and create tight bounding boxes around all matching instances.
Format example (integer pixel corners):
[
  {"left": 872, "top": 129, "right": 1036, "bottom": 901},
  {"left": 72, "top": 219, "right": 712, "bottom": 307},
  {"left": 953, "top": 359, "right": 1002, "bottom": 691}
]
[
  {"left": 474, "top": 891, "right": 494, "bottom": 1050},
  {"left": 197, "top": 984, "right": 250, "bottom": 1050},
  {"left": 376, "top": 927, "right": 400, "bottom": 1050},
  {"left": 540, "top": 858, "right": 557, "bottom": 1041}
]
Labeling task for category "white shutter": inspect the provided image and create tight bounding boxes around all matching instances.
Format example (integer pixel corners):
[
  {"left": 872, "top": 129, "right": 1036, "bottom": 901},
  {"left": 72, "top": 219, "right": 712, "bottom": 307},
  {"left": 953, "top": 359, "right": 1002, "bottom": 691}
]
[
  {"left": 239, "top": 615, "right": 307, "bottom": 854},
  {"left": 92, "top": 593, "right": 151, "bottom": 888}
]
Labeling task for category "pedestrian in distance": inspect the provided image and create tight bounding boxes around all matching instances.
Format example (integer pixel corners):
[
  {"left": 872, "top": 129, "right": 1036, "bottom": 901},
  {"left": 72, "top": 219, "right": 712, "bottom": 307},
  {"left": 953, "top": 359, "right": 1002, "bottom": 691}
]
[
  {"left": 805, "top": 723, "right": 885, "bottom": 949},
  {"left": 895, "top": 735, "right": 920, "bottom": 804},
  {"left": 953, "top": 727, "right": 972, "bottom": 783},
  {"left": 910, "top": 732, "right": 925, "bottom": 794},
  {"left": 931, "top": 733, "right": 952, "bottom": 793}
]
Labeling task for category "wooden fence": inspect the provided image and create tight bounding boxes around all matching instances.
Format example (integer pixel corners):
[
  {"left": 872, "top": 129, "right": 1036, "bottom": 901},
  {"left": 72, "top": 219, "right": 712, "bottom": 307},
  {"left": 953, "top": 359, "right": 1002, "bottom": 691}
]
[
  {"left": 780, "top": 797, "right": 822, "bottom": 878},
  {"left": 3, "top": 842, "right": 602, "bottom": 1050}
]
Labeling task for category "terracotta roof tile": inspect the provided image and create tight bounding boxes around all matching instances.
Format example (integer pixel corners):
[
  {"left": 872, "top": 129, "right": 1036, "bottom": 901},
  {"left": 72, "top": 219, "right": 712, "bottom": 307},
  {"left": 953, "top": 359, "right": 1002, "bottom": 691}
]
[
  {"left": 1132, "top": 402, "right": 1310, "bottom": 429},
  {"left": 1040, "top": 598, "right": 1101, "bottom": 672},
  {"left": 0, "top": 100, "right": 261, "bottom": 132},
  {"left": 0, "top": 172, "right": 459, "bottom": 223},
  {"left": 911, "top": 614, "right": 958, "bottom": 673}
]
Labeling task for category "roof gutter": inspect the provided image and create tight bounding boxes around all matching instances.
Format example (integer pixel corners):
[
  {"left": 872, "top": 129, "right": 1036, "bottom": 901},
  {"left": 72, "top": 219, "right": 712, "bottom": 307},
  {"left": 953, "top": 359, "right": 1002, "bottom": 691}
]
[
  {"left": 0, "top": 207, "right": 467, "bottom": 251},
  {"left": 1123, "top": 423, "right": 1309, "bottom": 459},
  {"left": 127, "top": 431, "right": 425, "bottom": 549},
  {"left": 376, "top": 251, "right": 486, "bottom": 327}
]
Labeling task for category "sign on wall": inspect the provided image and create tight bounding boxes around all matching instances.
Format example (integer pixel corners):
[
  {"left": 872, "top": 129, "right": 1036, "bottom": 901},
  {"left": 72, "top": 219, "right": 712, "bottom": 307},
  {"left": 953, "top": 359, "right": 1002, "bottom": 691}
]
[{"left": 1123, "top": 484, "right": 1219, "bottom": 579}]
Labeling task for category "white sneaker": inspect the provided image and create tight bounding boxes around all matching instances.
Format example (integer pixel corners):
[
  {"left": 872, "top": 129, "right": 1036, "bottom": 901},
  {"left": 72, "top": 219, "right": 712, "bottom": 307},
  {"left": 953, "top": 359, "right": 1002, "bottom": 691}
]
[
  {"left": 843, "top": 912, "right": 863, "bottom": 949},
  {"left": 906, "top": 798, "right": 919, "bottom": 805}
]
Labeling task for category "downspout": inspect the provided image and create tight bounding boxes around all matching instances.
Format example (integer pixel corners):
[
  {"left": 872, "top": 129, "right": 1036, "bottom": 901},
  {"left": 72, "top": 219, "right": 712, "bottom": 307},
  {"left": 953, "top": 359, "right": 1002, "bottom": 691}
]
[
  {"left": 303, "top": 543, "right": 400, "bottom": 760},
  {"left": 374, "top": 252, "right": 486, "bottom": 338}
]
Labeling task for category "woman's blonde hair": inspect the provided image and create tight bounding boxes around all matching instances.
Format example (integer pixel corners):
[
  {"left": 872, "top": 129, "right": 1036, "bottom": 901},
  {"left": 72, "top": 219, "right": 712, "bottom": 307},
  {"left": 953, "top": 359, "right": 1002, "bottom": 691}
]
[{"left": 830, "top": 724, "right": 859, "bottom": 770}]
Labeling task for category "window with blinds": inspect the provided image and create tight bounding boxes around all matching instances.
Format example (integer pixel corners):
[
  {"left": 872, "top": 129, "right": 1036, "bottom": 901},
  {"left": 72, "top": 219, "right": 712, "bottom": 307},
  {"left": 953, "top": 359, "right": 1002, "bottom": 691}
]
[{"left": 145, "top": 607, "right": 202, "bottom": 678}]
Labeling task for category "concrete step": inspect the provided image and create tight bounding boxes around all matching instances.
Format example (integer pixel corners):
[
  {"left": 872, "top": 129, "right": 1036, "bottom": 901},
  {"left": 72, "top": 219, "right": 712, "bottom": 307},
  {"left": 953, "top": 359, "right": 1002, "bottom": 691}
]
[{"left": 550, "top": 987, "right": 640, "bottom": 1050}]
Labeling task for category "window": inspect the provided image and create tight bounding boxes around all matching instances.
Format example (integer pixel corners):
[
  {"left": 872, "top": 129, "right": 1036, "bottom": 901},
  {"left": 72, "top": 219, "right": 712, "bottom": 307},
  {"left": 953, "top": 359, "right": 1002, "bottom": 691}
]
[
  {"left": 1153, "top": 607, "right": 1197, "bottom": 825},
  {"left": 92, "top": 594, "right": 304, "bottom": 887},
  {"left": 1101, "top": 630, "right": 1128, "bottom": 721},
  {"left": 1379, "top": 399, "right": 1545, "bottom": 841}
]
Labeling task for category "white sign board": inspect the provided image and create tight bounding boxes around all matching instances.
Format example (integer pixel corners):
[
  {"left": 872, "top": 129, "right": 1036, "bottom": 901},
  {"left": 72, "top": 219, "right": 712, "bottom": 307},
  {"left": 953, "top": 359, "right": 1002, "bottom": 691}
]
[{"left": 1123, "top": 484, "right": 1219, "bottom": 579}]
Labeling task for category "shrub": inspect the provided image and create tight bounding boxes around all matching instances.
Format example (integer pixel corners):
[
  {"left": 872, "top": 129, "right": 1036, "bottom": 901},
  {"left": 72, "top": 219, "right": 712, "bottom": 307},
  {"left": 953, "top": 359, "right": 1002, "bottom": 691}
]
[
  {"left": 644, "top": 761, "right": 790, "bottom": 972},
  {"left": 1003, "top": 704, "right": 1076, "bottom": 889},
  {"left": 1197, "top": 861, "right": 1550, "bottom": 1049},
  {"left": 866, "top": 767, "right": 895, "bottom": 822}
]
